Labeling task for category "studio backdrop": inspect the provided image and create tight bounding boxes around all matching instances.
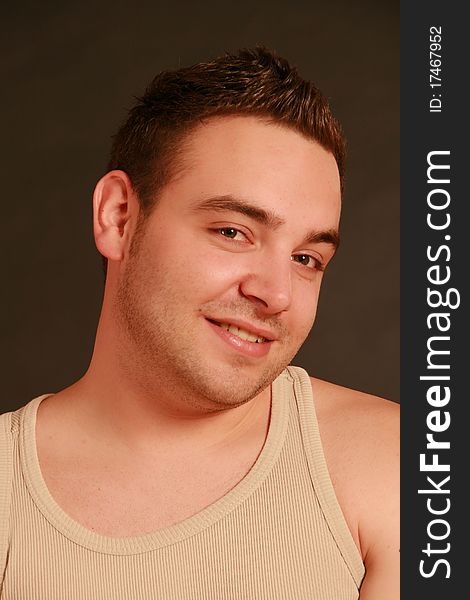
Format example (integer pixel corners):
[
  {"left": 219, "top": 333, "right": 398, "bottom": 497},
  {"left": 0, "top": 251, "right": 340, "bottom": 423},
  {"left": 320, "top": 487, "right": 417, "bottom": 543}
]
[{"left": 1, "top": 0, "right": 399, "bottom": 411}]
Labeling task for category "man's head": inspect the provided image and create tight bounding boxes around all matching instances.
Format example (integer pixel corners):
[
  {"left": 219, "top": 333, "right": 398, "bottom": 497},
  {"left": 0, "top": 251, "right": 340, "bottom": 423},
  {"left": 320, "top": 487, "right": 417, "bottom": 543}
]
[{"left": 92, "top": 48, "right": 343, "bottom": 410}]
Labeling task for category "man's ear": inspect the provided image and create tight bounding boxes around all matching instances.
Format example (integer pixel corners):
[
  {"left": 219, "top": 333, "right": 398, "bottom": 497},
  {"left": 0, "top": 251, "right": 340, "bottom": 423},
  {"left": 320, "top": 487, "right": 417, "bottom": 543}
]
[{"left": 93, "top": 170, "right": 137, "bottom": 262}]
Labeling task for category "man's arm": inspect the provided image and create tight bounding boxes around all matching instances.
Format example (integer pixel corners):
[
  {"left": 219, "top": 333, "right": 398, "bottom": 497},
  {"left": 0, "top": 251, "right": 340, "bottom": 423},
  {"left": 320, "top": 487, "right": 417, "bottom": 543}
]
[
  {"left": 357, "top": 406, "right": 399, "bottom": 599},
  {"left": 311, "top": 378, "right": 399, "bottom": 599}
]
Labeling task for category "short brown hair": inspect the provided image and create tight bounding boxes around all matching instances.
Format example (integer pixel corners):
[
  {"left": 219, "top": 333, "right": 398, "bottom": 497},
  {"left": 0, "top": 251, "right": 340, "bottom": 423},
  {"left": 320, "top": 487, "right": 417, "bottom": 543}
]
[{"left": 108, "top": 46, "right": 346, "bottom": 216}]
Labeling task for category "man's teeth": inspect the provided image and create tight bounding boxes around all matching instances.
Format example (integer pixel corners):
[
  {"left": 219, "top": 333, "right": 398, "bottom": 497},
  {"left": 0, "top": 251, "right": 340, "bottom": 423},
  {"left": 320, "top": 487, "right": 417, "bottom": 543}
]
[{"left": 219, "top": 322, "right": 266, "bottom": 343}]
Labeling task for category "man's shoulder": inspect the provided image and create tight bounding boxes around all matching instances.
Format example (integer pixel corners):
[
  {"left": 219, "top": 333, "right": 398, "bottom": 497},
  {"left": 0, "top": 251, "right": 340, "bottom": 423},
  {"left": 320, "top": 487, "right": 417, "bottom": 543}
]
[
  {"left": 307, "top": 375, "right": 399, "bottom": 496},
  {"left": 308, "top": 375, "right": 399, "bottom": 449},
  {"left": 306, "top": 375, "right": 399, "bottom": 570}
]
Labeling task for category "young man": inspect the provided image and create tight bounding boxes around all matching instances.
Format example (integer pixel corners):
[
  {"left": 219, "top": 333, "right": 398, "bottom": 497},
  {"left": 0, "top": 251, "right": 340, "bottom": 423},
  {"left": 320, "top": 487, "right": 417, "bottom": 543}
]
[{"left": 0, "top": 48, "right": 398, "bottom": 598}]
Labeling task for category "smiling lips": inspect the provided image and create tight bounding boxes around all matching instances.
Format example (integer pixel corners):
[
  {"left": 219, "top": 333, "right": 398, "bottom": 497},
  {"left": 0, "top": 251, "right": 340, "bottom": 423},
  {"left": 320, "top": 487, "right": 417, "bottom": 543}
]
[
  {"left": 210, "top": 320, "right": 266, "bottom": 343},
  {"left": 206, "top": 315, "right": 278, "bottom": 341},
  {"left": 205, "top": 316, "right": 276, "bottom": 358}
]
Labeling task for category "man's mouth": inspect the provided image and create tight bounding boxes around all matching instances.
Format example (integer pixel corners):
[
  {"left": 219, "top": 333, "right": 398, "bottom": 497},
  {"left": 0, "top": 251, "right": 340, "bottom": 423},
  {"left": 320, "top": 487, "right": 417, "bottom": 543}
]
[{"left": 207, "top": 319, "right": 267, "bottom": 343}]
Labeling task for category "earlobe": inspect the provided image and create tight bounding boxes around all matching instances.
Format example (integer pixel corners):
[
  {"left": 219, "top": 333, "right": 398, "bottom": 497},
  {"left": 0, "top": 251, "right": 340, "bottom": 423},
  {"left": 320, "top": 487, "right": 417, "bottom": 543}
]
[{"left": 93, "top": 170, "right": 135, "bottom": 262}]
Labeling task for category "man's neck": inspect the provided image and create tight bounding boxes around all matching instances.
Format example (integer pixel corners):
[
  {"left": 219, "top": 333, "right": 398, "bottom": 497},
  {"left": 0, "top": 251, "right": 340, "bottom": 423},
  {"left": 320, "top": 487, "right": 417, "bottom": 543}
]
[{"left": 41, "top": 368, "right": 272, "bottom": 458}]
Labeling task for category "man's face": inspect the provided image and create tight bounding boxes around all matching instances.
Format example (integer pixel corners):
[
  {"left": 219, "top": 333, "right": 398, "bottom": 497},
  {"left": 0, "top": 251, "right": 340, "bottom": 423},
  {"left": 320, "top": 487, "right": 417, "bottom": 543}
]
[{"left": 115, "top": 116, "right": 341, "bottom": 409}]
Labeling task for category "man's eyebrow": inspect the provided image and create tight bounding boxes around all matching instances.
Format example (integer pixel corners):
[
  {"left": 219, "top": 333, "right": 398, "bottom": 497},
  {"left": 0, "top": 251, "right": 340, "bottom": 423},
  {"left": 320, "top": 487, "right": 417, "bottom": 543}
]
[
  {"left": 303, "top": 229, "right": 340, "bottom": 250},
  {"left": 192, "top": 195, "right": 285, "bottom": 229},
  {"left": 192, "top": 194, "right": 340, "bottom": 249}
]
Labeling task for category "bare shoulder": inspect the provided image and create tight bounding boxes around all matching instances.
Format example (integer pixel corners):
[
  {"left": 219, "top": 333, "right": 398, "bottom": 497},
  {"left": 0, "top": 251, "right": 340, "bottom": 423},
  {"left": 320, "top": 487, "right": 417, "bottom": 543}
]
[
  {"left": 310, "top": 376, "right": 399, "bottom": 452},
  {"left": 309, "top": 377, "right": 399, "bottom": 598}
]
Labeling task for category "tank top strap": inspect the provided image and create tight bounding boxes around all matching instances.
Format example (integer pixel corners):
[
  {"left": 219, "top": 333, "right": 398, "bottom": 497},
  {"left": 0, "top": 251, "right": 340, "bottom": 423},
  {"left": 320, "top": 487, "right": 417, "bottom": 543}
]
[
  {"left": 0, "top": 411, "right": 14, "bottom": 589},
  {"left": 285, "top": 366, "right": 365, "bottom": 588}
]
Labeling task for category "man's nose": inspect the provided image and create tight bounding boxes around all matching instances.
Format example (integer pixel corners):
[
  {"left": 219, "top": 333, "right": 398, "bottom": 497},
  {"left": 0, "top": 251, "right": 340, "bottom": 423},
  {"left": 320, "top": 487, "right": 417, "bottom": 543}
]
[{"left": 239, "top": 252, "right": 292, "bottom": 315}]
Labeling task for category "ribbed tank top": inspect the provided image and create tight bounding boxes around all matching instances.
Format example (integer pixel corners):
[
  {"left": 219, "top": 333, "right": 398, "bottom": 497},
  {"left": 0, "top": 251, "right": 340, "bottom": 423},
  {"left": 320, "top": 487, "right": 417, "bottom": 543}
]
[{"left": 0, "top": 366, "right": 364, "bottom": 599}]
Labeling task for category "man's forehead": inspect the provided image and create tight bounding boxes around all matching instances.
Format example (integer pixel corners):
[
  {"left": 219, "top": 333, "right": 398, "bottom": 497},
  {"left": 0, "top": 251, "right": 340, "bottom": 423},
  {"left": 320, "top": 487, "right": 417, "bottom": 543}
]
[
  {"left": 177, "top": 116, "right": 339, "bottom": 182},
  {"left": 158, "top": 115, "right": 342, "bottom": 232}
]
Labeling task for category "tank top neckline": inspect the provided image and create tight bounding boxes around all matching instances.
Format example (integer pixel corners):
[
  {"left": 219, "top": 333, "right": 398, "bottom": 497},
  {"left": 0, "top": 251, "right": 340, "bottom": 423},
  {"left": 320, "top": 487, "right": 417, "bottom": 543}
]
[{"left": 20, "top": 370, "right": 292, "bottom": 555}]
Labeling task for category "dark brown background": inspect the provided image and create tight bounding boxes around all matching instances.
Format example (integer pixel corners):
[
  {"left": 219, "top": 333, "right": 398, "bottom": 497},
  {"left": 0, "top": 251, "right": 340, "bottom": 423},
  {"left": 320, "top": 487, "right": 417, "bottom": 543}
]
[{"left": 1, "top": 0, "right": 399, "bottom": 412}]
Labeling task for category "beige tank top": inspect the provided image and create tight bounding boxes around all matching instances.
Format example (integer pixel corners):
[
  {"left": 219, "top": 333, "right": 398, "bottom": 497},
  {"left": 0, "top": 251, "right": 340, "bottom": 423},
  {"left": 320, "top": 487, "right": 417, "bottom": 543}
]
[{"left": 0, "top": 366, "right": 364, "bottom": 599}]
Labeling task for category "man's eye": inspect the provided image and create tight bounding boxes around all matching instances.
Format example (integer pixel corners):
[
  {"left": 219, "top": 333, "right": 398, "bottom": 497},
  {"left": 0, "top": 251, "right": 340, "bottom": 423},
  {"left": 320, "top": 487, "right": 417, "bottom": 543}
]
[
  {"left": 291, "top": 254, "right": 324, "bottom": 271},
  {"left": 218, "top": 227, "right": 246, "bottom": 241}
]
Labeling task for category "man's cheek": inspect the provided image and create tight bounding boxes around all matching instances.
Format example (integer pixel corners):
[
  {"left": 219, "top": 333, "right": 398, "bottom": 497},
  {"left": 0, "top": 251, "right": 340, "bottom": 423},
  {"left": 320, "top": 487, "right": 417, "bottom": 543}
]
[
  {"left": 298, "top": 299, "right": 320, "bottom": 338},
  {"left": 202, "top": 258, "right": 247, "bottom": 288}
]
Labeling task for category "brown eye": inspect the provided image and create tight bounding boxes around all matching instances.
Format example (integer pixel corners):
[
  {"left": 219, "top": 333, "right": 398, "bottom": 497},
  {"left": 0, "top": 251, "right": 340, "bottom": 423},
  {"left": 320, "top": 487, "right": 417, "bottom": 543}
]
[
  {"left": 294, "top": 254, "right": 311, "bottom": 266},
  {"left": 219, "top": 228, "right": 238, "bottom": 238},
  {"left": 291, "top": 254, "right": 324, "bottom": 271},
  {"left": 217, "top": 227, "right": 249, "bottom": 242},
  {"left": 292, "top": 254, "right": 313, "bottom": 267}
]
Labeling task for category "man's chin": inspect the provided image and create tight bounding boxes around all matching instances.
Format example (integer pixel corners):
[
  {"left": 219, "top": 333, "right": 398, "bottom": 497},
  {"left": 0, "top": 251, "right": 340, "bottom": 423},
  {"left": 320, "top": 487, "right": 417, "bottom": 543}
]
[{"left": 186, "top": 357, "right": 287, "bottom": 409}]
